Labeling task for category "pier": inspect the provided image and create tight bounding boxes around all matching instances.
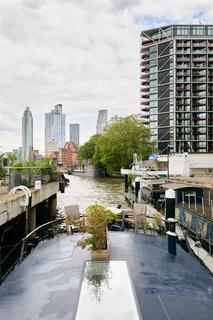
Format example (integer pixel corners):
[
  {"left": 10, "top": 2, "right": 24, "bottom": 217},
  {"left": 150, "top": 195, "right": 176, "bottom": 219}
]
[
  {"left": 0, "top": 168, "right": 64, "bottom": 282},
  {"left": 0, "top": 182, "right": 59, "bottom": 231}
]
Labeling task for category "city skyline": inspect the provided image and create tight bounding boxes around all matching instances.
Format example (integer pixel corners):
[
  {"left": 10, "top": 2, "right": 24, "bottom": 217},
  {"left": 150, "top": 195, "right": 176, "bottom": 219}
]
[{"left": 1, "top": 0, "right": 212, "bottom": 152}]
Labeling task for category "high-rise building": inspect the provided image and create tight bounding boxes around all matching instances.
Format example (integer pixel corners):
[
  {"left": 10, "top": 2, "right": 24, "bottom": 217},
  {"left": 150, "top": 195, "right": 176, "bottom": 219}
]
[
  {"left": 140, "top": 25, "right": 213, "bottom": 154},
  {"left": 96, "top": 109, "right": 108, "bottom": 134},
  {"left": 22, "top": 107, "right": 33, "bottom": 162},
  {"left": 70, "top": 124, "right": 80, "bottom": 145},
  {"left": 45, "top": 104, "right": 65, "bottom": 155}
]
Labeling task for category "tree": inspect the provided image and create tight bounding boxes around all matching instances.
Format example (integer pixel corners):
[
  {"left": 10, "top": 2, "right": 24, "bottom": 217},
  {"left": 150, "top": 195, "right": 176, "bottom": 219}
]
[
  {"left": 79, "top": 135, "right": 102, "bottom": 165},
  {"left": 7, "top": 153, "right": 17, "bottom": 165},
  {"left": 0, "top": 164, "right": 6, "bottom": 180},
  {"left": 79, "top": 116, "right": 155, "bottom": 174}
]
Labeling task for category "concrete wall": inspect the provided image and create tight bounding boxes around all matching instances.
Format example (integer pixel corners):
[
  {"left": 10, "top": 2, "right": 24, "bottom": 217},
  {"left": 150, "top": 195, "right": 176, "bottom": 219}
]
[
  {"left": 0, "top": 182, "right": 59, "bottom": 227},
  {"left": 168, "top": 153, "right": 213, "bottom": 176},
  {"left": 169, "top": 155, "right": 190, "bottom": 176},
  {"left": 73, "top": 164, "right": 105, "bottom": 178},
  {"left": 188, "top": 153, "right": 213, "bottom": 169}
]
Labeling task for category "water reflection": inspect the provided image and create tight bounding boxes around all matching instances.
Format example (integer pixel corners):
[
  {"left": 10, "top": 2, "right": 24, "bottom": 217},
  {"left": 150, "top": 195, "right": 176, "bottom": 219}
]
[
  {"left": 75, "top": 261, "right": 141, "bottom": 320},
  {"left": 57, "top": 175, "right": 128, "bottom": 212},
  {"left": 85, "top": 262, "right": 111, "bottom": 302}
]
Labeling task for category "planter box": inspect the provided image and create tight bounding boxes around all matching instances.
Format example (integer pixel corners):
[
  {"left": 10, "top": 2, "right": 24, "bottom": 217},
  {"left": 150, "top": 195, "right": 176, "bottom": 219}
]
[
  {"left": 91, "top": 248, "right": 109, "bottom": 261},
  {"left": 91, "top": 228, "right": 109, "bottom": 261}
]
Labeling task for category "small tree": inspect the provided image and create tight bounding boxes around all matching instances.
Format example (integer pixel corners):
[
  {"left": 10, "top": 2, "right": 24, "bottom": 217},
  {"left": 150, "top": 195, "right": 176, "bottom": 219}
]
[{"left": 77, "top": 204, "right": 116, "bottom": 250}]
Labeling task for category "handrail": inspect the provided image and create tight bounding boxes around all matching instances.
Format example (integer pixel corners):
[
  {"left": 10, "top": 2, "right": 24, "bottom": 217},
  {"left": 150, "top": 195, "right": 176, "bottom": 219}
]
[
  {"left": 0, "top": 218, "right": 66, "bottom": 284},
  {"left": 25, "top": 218, "right": 65, "bottom": 240},
  {"left": 0, "top": 239, "right": 23, "bottom": 265}
]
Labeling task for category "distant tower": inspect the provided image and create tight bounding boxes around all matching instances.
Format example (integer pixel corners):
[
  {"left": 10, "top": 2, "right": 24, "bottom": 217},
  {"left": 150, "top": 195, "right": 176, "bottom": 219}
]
[
  {"left": 45, "top": 104, "right": 65, "bottom": 155},
  {"left": 22, "top": 107, "right": 33, "bottom": 162},
  {"left": 96, "top": 109, "right": 108, "bottom": 134},
  {"left": 70, "top": 124, "right": 80, "bottom": 145}
]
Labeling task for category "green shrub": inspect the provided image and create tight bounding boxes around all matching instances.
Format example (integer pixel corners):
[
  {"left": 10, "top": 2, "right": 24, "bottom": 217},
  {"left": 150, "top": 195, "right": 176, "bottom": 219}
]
[{"left": 77, "top": 204, "right": 117, "bottom": 250}]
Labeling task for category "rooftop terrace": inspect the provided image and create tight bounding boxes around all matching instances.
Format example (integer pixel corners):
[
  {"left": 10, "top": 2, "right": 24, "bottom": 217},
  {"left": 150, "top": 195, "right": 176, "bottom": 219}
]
[{"left": 0, "top": 232, "right": 212, "bottom": 320}]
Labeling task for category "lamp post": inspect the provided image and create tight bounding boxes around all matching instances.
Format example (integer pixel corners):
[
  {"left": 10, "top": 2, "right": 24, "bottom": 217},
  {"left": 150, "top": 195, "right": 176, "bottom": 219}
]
[{"left": 167, "top": 145, "right": 171, "bottom": 180}]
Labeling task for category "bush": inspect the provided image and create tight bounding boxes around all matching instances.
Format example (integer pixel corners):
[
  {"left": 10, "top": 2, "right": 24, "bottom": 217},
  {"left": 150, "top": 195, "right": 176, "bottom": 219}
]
[
  {"left": 0, "top": 164, "right": 7, "bottom": 180},
  {"left": 77, "top": 204, "right": 117, "bottom": 250}
]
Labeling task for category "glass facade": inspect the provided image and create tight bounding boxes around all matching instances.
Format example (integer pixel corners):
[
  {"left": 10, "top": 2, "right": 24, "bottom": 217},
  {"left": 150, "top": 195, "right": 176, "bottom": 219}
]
[
  {"left": 141, "top": 25, "right": 213, "bottom": 153},
  {"left": 70, "top": 124, "right": 80, "bottom": 146},
  {"left": 45, "top": 104, "right": 66, "bottom": 155}
]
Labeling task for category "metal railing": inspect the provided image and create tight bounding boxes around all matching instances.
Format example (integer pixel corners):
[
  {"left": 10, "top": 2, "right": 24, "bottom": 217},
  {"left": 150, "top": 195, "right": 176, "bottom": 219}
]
[
  {"left": 0, "top": 218, "right": 65, "bottom": 284},
  {"left": 176, "top": 205, "right": 213, "bottom": 255}
]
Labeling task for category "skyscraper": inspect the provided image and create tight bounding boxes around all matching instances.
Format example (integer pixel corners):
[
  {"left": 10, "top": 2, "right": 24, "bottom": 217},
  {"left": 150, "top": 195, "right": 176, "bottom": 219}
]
[
  {"left": 141, "top": 25, "right": 213, "bottom": 154},
  {"left": 96, "top": 109, "right": 108, "bottom": 134},
  {"left": 22, "top": 107, "right": 33, "bottom": 162},
  {"left": 45, "top": 104, "right": 65, "bottom": 155},
  {"left": 70, "top": 124, "right": 80, "bottom": 145}
]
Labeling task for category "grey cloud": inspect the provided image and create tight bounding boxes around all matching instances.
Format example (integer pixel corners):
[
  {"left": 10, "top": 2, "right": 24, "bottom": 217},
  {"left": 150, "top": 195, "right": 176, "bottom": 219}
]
[
  {"left": 22, "top": 0, "right": 46, "bottom": 10},
  {"left": 0, "top": 0, "right": 212, "bottom": 151},
  {"left": 112, "top": 0, "right": 141, "bottom": 12}
]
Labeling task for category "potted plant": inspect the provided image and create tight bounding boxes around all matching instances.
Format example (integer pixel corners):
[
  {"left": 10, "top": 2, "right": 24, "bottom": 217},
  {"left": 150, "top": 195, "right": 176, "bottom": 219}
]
[
  {"left": 77, "top": 204, "right": 117, "bottom": 260},
  {"left": 153, "top": 212, "right": 165, "bottom": 236}
]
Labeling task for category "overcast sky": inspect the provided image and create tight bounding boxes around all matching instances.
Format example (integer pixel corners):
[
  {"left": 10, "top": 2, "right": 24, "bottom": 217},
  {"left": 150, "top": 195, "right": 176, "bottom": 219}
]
[{"left": 0, "top": 0, "right": 212, "bottom": 153}]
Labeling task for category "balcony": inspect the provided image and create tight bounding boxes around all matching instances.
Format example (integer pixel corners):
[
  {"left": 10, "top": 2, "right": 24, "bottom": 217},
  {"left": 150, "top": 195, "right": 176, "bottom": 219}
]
[
  {"left": 176, "top": 71, "right": 190, "bottom": 76},
  {"left": 141, "top": 118, "right": 150, "bottom": 125},
  {"left": 192, "top": 131, "right": 206, "bottom": 135},
  {"left": 141, "top": 93, "right": 150, "bottom": 99},
  {"left": 141, "top": 68, "right": 149, "bottom": 74},
  {"left": 192, "top": 92, "right": 207, "bottom": 97},
  {"left": 140, "top": 87, "right": 149, "bottom": 92},
  {"left": 192, "top": 71, "right": 206, "bottom": 76},
  {"left": 192, "top": 78, "right": 206, "bottom": 83},
  {"left": 142, "top": 38, "right": 156, "bottom": 45},
  {"left": 140, "top": 60, "right": 150, "bottom": 67},
  {"left": 176, "top": 63, "right": 191, "bottom": 68},
  {"left": 141, "top": 80, "right": 150, "bottom": 85},
  {"left": 192, "top": 43, "right": 206, "bottom": 48},
  {"left": 141, "top": 105, "right": 150, "bottom": 112},
  {"left": 192, "top": 63, "right": 207, "bottom": 68},
  {"left": 176, "top": 86, "right": 190, "bottom": 91},
  {"left": 192, "top": 88, "right": 206, "bottom": 92},
  {"left": 141, "top": 111, "right": 149, "bottom": 118},
  {"left": 141, "top": 52, "right": 150, "bottom": 59},
  {"left": 176, "top": 45, "right": 190, "bottom": 49},
  {"left": 140, "top": 74, "right": 149, "bottom": 80},
  {"left": 176, "top": 57, "right": 191, "bottom": 62},
  {"left": 192, "top": 50, "right": 206, "bottom": 54},
  {"left": 140, "top": 99, "right": 149, "bottom": 105}
]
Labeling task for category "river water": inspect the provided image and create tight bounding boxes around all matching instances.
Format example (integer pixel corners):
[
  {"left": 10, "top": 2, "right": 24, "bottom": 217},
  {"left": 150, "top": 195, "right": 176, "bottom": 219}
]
[{"left": 57, "top": 175, "right": 128, "bottom": 213}]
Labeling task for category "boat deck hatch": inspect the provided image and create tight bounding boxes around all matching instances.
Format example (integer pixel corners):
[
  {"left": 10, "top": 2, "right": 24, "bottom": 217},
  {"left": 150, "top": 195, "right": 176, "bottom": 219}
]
[{"left": 75, "top": 260, "right": 141, "bottom": 320}]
